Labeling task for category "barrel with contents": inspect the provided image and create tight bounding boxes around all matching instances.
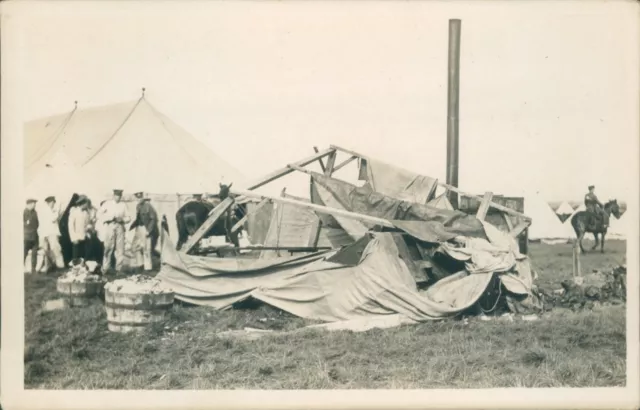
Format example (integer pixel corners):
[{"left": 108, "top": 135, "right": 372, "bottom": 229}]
[
  {"left": 104, "top": 275, "right": 174, "bottom": 333},
  {"left": 56, "top": 269, "right": 104, "bottom": 307}
]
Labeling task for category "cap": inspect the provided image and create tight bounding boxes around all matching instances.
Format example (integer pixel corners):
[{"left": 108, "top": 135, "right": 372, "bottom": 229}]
[
  {"left": 134, "top": 192, "right": 144, "bottom": 199},
  {"left": 26, "top": 198, "right": 37, "bottom": 204},
  {"left": 44, "top": 196, "right": 56, "bottom": 203},
  {"left": 193, "top": 193, "right": 203, "bottom": 199},
  {"left": 113, "top": 189, "right": 124, "bottom": 196}
]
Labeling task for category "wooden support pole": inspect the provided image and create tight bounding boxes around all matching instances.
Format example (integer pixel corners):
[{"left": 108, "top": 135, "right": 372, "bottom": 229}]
[
  {"left": 509, "top": 221, "right": 530, "bottom": 238},
  {"left": 324, "top": 151, "right": 337, "bottom": 176},
  {"left": 313, "top": 146, "right": 326, "bottom": 173},
  {"left": 307, "top": 218, "right": 322, "bottom": 247},
  {"left": 230, "top": 198, "right": 270, "bottom": 233},
  {"left": 572, "top": 244, "right": 582, "bottom": 279},
  {"left": 229, "top": 188, "right": 395, "bottom": 228},
  {"left": 180, "top": 197, "right": 235, "bottom": 254},
  {"left": 332, "top": 155, "right": 357, "bottom": 173},
  {"left": 243, "top": 148, "right": 335, "bottom": 191},
  {"left": 476, "top": 191, "right": 493, "bottom": 221}
]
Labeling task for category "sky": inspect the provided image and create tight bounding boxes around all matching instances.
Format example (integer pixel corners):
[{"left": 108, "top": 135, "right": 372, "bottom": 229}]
[{"left": 4, "top": 0, "right": 639, "bottom": 202}]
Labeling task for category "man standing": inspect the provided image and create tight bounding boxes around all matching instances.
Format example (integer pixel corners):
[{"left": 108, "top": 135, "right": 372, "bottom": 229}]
[
  {"left": 584, "top": 185, "right": 604, "bottom": 224},
  {"left": 23, "top": 199, "right": 40, "bottom": 274},
  {"left": 130, "top": 191, "right": 159, "bottom": 271},
  {"left": 98, "top": 189, "right": 131, "bottom": 274},
  {"left": 40, "top": 196, "right": 65, "bottom": 272},
  {"left": 68, "top": 196, "right": 92, "bottom": 261}
]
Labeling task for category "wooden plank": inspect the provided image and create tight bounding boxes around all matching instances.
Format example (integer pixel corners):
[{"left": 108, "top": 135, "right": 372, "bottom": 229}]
[
  {"left": 440, "top": 181, "right": 531, "bottom": 220},
  {"left": 330, "top": 144, "right": 367, "bottom": 160},
  {"left": 313, "top": 146, "right": 326, "bottom": 173},
  {"left": 230, "top": 198, "right": 270, "bottom": 233},
  {"left": 180, "top": 197, "right": 235, "bottom": 254},
  {"left": 243, "top": 148, "right": 335, "bottom": 191},
  {"left": 502, "top": 212, "right": 514, "bottom": 231},
  {"left": 324, "top": 151, "right": 337, "bottom": 176},
  {"left": 230, "top": 188, "right": 396, "bottom": 228},
  {"left": 475, "top": 191, "right": 493, "bottom": 221},
  {"left": 332, "top": 155, "right": 357, "bottom": 173},
  {"left": 509, "top": 221, "right": 530, "bottom": 238},
  {"left": 306, "top": 218, "right": 322, "bottom": 247}
]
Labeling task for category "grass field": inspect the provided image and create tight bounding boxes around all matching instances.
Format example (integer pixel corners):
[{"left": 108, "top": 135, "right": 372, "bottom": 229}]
[{"left": 24, "top": 240, "right": 627, "bottom": 389}]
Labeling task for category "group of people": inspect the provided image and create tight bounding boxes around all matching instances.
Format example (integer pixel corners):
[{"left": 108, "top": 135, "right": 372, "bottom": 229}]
[{"left": 23, "top": 189, "right": 160, "bottom": 275}]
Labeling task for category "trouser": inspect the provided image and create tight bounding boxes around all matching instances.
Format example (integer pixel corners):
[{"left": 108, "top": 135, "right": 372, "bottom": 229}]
[
  {"left": 102, "top": 223, "right": 125, "bottom": 272},
  {"left": 134, "top": 226, "right": 153, "bottom": 271},
  {"left": 42, "top": 235, "right": 65, "bottom": 271},
  {"left": 72, "top": 239, "right": 89, "bottom": 260},
  {"left": 24, "top": 238, "right": 39, "bottom": 273}
]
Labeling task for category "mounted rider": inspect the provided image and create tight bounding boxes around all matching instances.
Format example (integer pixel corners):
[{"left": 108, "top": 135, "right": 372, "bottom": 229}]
[{"left": 584, "top": 185, "right": 605, "bottom": 226}]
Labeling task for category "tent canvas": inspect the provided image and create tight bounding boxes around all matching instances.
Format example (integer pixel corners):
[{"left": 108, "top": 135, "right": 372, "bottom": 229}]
[
  {"left": 555, "top": 201, "right": 574, "bottom": 215},
  {"left": 608, "top": 214, "right": 628, "bottom": 239},
  {"left": 24, "top": 98, "right": 246, "bottom": 244},
  {"left": 524, "top": 193, "right": 576, "bottom": 241}
]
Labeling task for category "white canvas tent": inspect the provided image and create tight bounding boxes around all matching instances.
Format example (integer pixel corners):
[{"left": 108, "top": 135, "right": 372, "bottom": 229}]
[
  {"left": 24, "top": 97, "right": 246, "bottom": 243},
  {"left": 555, "top": 201, "right": 574, "bottom": 216},
  {"left": 608, "top": 213, "right": 628, "bottom": 239},
  {"left": 524, "top": 193, "right": 576, "bottom": 242}
]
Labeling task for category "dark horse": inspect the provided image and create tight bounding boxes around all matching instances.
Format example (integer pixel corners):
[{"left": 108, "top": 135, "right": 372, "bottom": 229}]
[
  {"left": 570, "top": 199, "right": 621, "bottom": 253},
  {"left": 175, "top": 183, "right": 247, "bottom": 251}
]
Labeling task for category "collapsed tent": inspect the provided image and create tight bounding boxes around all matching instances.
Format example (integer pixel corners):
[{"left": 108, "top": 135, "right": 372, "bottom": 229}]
[
  {"left": 157, "top": 221, "right": 535, "bottom": 324},
  {"left": 156, "top": 172, "right": 539, "bottom": 325}
]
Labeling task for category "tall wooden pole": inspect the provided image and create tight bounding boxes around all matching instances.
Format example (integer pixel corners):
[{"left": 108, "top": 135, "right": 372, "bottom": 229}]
[{"left": 446, "top": 19, "right": 461, "bottom": 209}]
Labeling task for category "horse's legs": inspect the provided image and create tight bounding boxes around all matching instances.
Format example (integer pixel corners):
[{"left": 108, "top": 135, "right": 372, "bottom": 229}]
[
  {"left": 601, "top": 232, "right": 606, "bottom": 253},
  {"left": 592, "top": 232, "right": 599, "bottom": 250},
  {"left": 578, "top": 230, "right": 586, "bottom": 253}
]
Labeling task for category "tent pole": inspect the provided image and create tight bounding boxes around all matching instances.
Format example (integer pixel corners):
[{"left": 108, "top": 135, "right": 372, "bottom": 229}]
[{"left": 446, "top": 19, "right": 462, "bottom": 209}]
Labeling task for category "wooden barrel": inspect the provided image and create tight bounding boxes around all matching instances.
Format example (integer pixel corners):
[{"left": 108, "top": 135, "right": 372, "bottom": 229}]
[
  {"left": 56, "top": 274, "right": 104, "bottom": 307},
  {"left": 104, "top": 277, "right": 174, "bottom": 333}
]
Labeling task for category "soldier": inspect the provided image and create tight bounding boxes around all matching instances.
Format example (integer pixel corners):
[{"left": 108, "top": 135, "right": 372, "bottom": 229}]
[
  {"left": 98, "top": 189, "right": 131, "bottom": 274},
  {"left": 130, "top": 191, "right": 159, "bottom": 271},
  {"left": 41, "top": 196, "right": 65, "bottom": 271},
  {"left": 584, "top": 185, "right": 604, "bottom": 224},
  {"left": 23, "top": 198, "right": 39, "bottom": 274}
]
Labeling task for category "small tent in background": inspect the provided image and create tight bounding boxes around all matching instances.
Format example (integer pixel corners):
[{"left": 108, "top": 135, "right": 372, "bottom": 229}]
[
  {"left": 555, "top": 201, "right": 574, "bottom": 223},
  {"left": 608, "top": 213, "right": 628, "bottom": 239},
  {"left": 524, "top": 193, "right": 576, "bottom": 244}
]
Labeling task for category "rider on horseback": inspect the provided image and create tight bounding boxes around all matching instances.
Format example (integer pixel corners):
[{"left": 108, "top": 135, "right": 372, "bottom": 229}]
[{"left": 584, "top": 185, "right": 605, "bottom": 227}]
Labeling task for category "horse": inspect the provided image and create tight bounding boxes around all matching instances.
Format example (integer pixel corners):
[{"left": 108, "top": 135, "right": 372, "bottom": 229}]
[
  {"left": 175, "top": 183, "right": 246, "bottom": 251},
  {"left": 570, "top": 199, "right": 621, "bottom": 253}
]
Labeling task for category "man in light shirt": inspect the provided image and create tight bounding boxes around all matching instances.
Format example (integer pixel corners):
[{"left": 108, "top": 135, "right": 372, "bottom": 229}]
[
  {"left": 68, "top": 196, "right": 92, "bottom": 261},
  {"left": 40, "top": 196, "right": 65, "bottom": 272},
  {"left": 130, "top": 191, "right": 159, "bottom": 272},
  {"left": 98, "top": 189, "right": 131, "bottom": 274}
]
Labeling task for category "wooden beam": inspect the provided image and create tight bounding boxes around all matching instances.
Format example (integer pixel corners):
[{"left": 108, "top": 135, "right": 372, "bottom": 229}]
[
  {"left": 180, "top": 197, "right": 235, "bottom": 254},
  {"left": 439, "top": 181, "right": 531, "bottom": 221},
  {"left": 330, "top": 144, "right": 367, "bottom": 160},
  {"left": 476, "top": 191, "right": 493, "bottom": 221},
  {"left": 313, "top": 146, "right": 326, "bottom": 173},
  {"left": 307, "top": 218, "right": 322, "bottom": 247},
  {"left": 502, "top": 212, "right": 514, "bottom": 231},
  {"left": 509, "top": 221, "right": 530, "bottom": 238},
  {"left": 229, "top": 188, "right": 395, "bottom": 228},
  {"left": 324, "top": 151, "right": 337, "bottom": 176},
  {"left": 243, "top": 147, "right": 335, "bottom": 191},
  {"left": 230, "top": 198, "right": 270, "bottom": 233},
  {"left": 332, "top": 155, "right": 357, "bottom": 173}
]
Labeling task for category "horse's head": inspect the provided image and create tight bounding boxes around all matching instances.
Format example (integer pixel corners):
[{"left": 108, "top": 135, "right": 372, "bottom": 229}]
[
  {"left": 219, "top": 182, "right": 233, "bottom": 200},
  {"left": 605, "top": 199, "right": 621, "bottom": 219}
]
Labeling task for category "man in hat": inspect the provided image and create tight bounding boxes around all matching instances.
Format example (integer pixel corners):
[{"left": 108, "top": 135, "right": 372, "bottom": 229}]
[
  {"left": 98, "top": 189, "right": 131, "bottom": 274},
  {"left": 130, "top": 191, "right": 159, "bottom": 271},
  {"left": 584, "top": 185, "right": 604, "bottom": 224},
  {"left": 23, "top": 199, "right": 40, "bottom": 274},
  {"left": 40, "top": 196, "right": 65, "bottom": 271},
  {"left": 68, "top": 196, "right": 92, "bottom": 261}
]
